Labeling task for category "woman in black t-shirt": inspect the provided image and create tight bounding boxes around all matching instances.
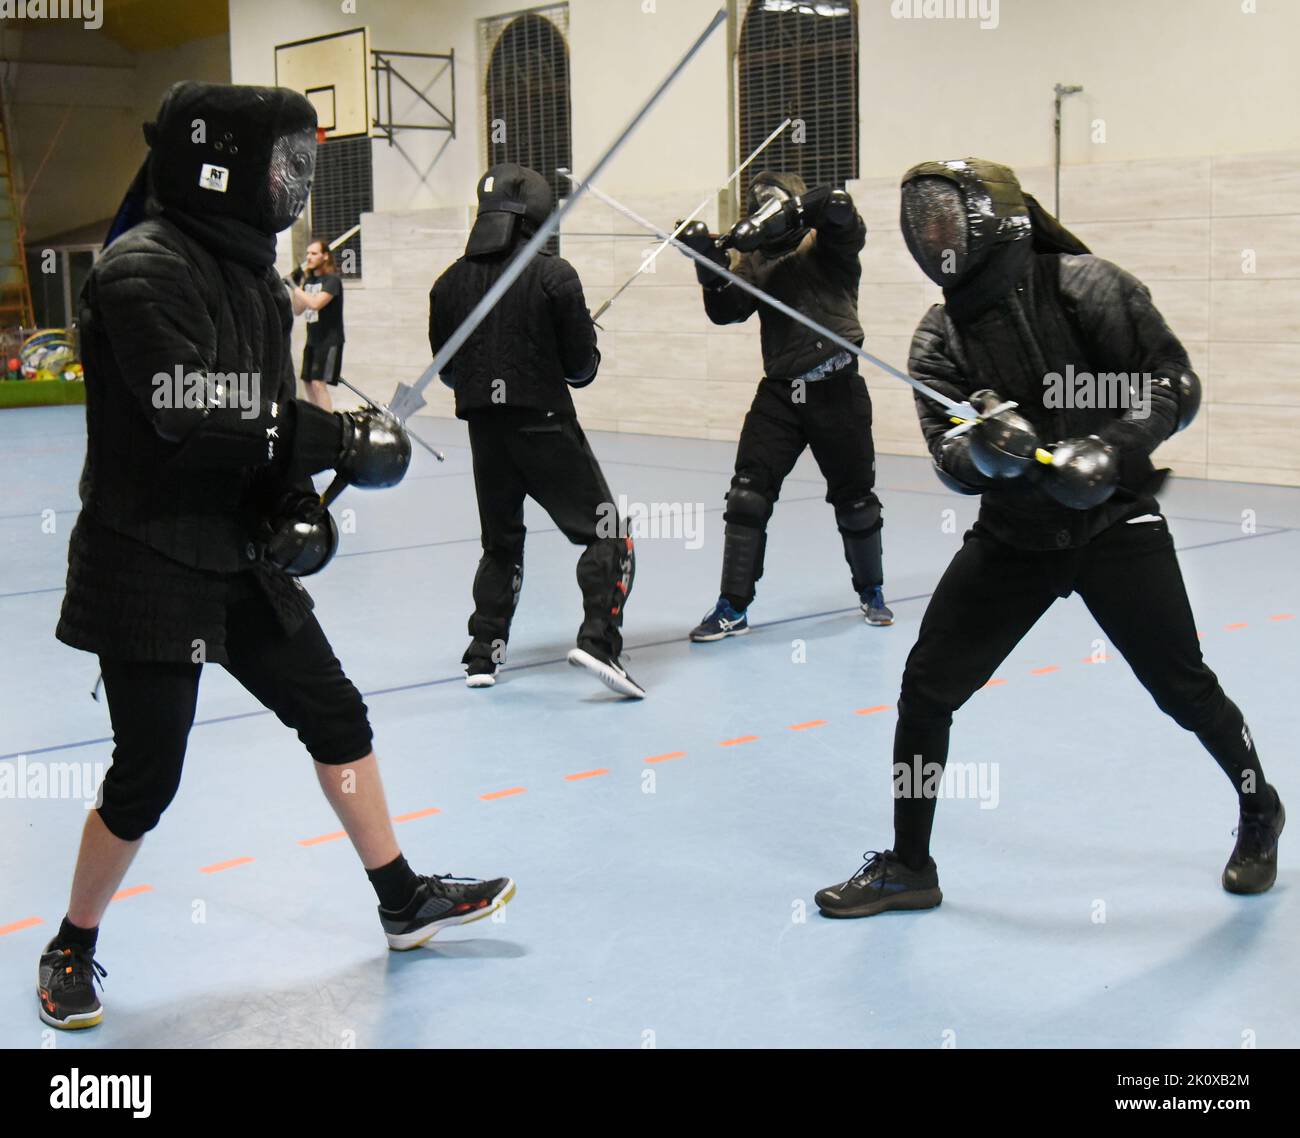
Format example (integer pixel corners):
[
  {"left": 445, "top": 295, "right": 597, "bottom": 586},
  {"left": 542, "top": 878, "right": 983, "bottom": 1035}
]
[{"left": 291, "top": 238, "right": 344, "bottom": 411}]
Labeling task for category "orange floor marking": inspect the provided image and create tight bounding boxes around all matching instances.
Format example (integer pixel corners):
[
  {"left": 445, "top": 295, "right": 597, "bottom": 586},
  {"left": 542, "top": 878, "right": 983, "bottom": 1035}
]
[
  {"left": 982, "top": 678, "right": 1007, "bottom": 688},
  {"left": 1081, "top": 656, "right": 1109, "bottom": 664},
  {"left": 1271, "top": 613, "right": 1295, "bottom": 621},
  {"left": 298, "top": 831, "right": 347, "bottom": 847},
  {"left": 855, "top": 705, "right": 892, "bottom": 715},
  {"left": 720, "top": 735, "right": 758, "bottom": 747},
  {"left": 0, "top": 917, "right": 43, "bottom": 937},
  {"left": 200, "top": 857, "right": 254, "bottom": 875},
  {"left": 789, "top": 720, "right": 826, "bottom": 731},
  {"left": 111, "top": 885, "right": 153, "bottom": 901},
  {"left": 481, "top": 787, "right": 526, "bottom": 801},
  {"left": 644, "top": 751, "right": 685, "bottom": 764},
  {"left": 1225, "top": 622, "right": 1248, "bottom": 631},
  {"left": 1030, "top": 666, "right": 1060, "bottom": 675},
  {"left": 393, "top": 807, "right": 441, "bottom": 823},
  {"left": 564, "top": 768, "right": 609, "bottom": 781}
]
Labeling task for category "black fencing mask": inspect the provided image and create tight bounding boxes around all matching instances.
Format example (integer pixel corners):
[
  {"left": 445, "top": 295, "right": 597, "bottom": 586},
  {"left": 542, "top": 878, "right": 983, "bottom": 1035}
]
[
  {"left": 466, "top": 163, "right": 553, "bottom": 257},
  {"left": 900, "top": 177, "right": 968, "bottom": 286},
  {"left": 899, "top": 158, "right": 1032, "bottom": 293},
  {"left": 746, "top": 171, "right": 808, "bottom": 255},
  {"left": 142, "top": 81, "right": 317, "bottom": 235}
]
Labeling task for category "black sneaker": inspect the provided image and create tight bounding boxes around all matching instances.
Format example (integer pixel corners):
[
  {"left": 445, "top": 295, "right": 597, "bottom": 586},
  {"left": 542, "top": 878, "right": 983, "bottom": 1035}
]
[
  {"left": 380, "top": 874, "right": 516, "bottom": 951},
  {"left": 815, "top": 850, "right": 942, "bottom": 918},
  {"left": 567, "top": 646, "right": 646, "bottom": 699},
  {"left": 464, "top": 658, "right": 497, "bottom": 689},
  {"left": 37, "top": 941, "right": 107, "bottom": 1030},
  {"left": 1223, "top": 787, "right": 1285, "bottom": 895}
]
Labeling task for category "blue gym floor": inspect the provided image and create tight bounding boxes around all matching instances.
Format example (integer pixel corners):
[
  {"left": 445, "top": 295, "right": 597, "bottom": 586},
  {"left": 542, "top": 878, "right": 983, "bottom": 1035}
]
[{"left": 2, "top": 404, "right": 1297, "bottom": 1049}]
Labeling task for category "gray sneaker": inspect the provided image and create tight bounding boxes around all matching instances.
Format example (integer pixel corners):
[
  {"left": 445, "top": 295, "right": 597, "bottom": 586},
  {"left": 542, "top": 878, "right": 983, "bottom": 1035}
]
[
  {"left": 860, "top": 586, "right": 894, "bottom": 626},
  {"left": 816, "top": 850, "right": 941, "bottom": 918}
]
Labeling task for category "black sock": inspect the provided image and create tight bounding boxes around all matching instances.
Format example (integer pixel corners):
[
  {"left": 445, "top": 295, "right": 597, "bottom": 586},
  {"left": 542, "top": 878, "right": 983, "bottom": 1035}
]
[
  {"left": 366, "top": 854, "right": 420, "bottom": 911},
  {"left": 1244, "top": 784, "right": 1279, "bottom": 818},
  {"left": 892, "top": 716, "right": 949, "bottom": 872},
  {"left": 1195, "top": 701, "right": 1269, "bottom": 813},
  {"left": 57, "top": 916, "right": 98, "bottom": 951}
]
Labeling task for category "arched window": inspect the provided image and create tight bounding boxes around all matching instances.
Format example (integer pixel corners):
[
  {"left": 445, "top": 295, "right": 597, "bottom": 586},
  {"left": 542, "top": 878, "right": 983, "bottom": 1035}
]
[
  {"left": 736, "top": 0, "right": 859, "bottom": 202},
  {"left": 481, "top": 6, "right": 572, "bottom": 250}
]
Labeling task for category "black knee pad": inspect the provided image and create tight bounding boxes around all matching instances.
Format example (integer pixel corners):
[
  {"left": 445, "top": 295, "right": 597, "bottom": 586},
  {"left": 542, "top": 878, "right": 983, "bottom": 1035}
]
[
  {"left": 724, "top": 485, "right": 773, "bottom": 529},
  {"left": 837, "top": 497, "right": 884, "bottom": 592},
  {"left": 835, "top": 496, "right": 882, "bottom": 537}
]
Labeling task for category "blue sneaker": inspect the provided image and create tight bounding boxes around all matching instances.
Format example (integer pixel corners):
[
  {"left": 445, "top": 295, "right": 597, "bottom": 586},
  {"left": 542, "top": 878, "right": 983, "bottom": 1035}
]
[
  {"left": 860, "top": 586, "right": 894, "bottom": 626},
  {"left": 689, "top": 596, "right": 749, "bottom": 642}
]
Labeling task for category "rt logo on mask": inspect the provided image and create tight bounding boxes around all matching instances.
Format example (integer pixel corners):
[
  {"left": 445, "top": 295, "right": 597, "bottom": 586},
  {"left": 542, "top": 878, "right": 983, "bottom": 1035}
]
[{"left": 199, "top": 164, "right": 229, "bottom": 193}]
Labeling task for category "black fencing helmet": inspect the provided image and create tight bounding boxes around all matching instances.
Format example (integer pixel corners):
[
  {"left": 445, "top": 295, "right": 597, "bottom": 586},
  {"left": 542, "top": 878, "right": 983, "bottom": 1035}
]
[
  {"left": 466, "top": 163, "right": 553, "bottom": 257},
  {"left": 142, "top": 82, "right": 317, "bottom": 235},
  {"left": 899, "top": 158, "right": 1031, "bottom": 288},
  {"left": 746, "top": 170, "right": 809, "bottom": 255}
]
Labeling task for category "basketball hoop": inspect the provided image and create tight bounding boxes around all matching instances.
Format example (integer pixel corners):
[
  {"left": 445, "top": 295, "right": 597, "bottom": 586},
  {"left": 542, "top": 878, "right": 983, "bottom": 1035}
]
[{"left": 316, "top": 126, "right": 328, "bottom": 144}]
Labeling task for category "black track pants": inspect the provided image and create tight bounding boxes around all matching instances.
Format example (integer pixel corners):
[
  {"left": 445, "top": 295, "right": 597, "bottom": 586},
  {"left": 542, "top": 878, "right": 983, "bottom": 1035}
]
[
  {"left": 466, "top": 411, "right": 632, "bottom": 663},
  {"left": 891, "top": 514, "right": 1268, "bottom": 868}
]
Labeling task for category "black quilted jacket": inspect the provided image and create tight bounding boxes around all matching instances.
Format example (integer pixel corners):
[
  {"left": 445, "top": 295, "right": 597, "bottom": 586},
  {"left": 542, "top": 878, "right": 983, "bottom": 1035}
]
[
  {"left": 429, "top": 246, "right": 598, "bottom": 419},
  {"left": 909, "top": 253, "right": 1190, "bottom": 550},
  {"left": 57, "top": 216, "right": 333, "bottom": 663},
  {"left": 701, "top": 207, "right": 866, "bottom": 381}
]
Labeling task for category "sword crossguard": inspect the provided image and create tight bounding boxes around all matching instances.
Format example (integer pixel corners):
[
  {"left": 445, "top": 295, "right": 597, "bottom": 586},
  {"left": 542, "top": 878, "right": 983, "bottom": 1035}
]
[{"left": 942, "top": 399, "right": 1019, "bottom": 441}]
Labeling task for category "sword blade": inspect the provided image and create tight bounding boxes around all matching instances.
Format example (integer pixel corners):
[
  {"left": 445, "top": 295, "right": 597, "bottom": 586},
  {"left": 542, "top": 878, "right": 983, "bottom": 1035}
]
[
  {"left": 389, "top": 8, "right": 727, "bottom": 423},
  {"left": 563, "top": 175, "right": 977, "bottom": 420}
]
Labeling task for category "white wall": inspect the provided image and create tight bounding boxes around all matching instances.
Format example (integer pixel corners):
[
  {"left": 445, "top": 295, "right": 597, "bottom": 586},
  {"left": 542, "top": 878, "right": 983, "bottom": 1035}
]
[
  {"left": 859, "top": 0, "right": 1300, "bottom": 186},
  {"left": 229, "top": 0, "right": 1300, "bottom": 211},
  {"left": 227, "top": 0, "right": 729, "bottom": 211}
]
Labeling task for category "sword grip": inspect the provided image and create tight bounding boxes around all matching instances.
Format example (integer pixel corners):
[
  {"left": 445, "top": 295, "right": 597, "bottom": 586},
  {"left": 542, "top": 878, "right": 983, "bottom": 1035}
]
[{"left": 320, "top": 473, "right": 350, "bottom": 509}]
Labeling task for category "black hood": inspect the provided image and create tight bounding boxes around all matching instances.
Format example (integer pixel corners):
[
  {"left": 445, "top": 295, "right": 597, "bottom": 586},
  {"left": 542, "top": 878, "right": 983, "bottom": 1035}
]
[
  {"left": 746, "top": 170, "right": 809, "bottom": 255},
  {"left": 144, "top": 82, "right": 317, "bottom": 235},
  {"left": 899, "top": 158, "right": 1032, "bottom": 289},
  {"left": 466, "top": 163, "right": 553, "bottom": 257}
]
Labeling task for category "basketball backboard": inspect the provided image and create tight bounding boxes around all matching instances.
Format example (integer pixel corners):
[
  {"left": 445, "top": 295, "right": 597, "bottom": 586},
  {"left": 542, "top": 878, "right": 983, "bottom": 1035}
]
[{"left": 275, "top": 27, "right": 371, "bottom": 140}]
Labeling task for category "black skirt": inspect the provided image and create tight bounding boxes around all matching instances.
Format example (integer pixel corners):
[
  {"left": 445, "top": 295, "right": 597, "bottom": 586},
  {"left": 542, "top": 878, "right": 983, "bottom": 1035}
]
[{"left": 57, "top": 514, "right": 314, "bottom": 665}]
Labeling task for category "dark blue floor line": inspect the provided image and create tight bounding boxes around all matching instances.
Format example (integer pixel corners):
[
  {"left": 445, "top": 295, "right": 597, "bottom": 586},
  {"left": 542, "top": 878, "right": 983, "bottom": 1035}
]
[{"left": 4, "top": 518, "right": 1293, "bottom": 762}]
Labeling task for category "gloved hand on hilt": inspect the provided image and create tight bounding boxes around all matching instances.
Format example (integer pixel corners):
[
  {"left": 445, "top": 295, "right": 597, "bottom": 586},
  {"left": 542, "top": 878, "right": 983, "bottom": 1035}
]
[
  {"left": 961, "top": 389, "right": 1042, "bottom": 480},
  {"left": 335, "top": 406, "right": 413, "bottom": 489},
  {"left": 263, "top": 489, "right": 338, "bottom": 577},
  {"left": 1030, "top": 436, "right": 1121, "bottom": 510},
  {"left": 722, "top": 185, "right": 855, "bottom": 253},
  {"left": 278, "top": 402, "right": 411, "bottom": 490},
  {"left": 676, "top": 219, "right": 728, "bottom": 289}
]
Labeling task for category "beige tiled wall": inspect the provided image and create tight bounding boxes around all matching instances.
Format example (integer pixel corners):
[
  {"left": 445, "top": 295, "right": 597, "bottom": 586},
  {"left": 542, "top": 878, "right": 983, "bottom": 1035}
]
[{"left": 319, "top": 150, "right": 1300, "bottom": 487}]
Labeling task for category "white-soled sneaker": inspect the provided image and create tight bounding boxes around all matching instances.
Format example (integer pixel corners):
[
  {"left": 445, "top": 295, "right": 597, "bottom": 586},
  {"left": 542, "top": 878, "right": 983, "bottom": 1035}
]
[
  {"left": 860, "top": 586, "right": 894, "bottom": 626},
  {"left": 567, "top": 646, "right": 646, "bottom": 699},
  {"left": 380, "top": 874, "right": 516, "bottom": 951},
  {"left": 464, "top": 659, "right": 497, "bottom": 688}
]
